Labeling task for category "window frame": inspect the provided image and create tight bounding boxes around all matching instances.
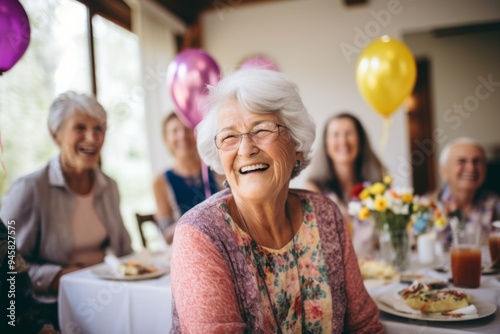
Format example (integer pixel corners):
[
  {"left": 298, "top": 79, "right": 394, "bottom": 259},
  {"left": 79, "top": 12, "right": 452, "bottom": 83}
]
[{"left": 76, "top": 0, "right": 132, "bottom": 95}]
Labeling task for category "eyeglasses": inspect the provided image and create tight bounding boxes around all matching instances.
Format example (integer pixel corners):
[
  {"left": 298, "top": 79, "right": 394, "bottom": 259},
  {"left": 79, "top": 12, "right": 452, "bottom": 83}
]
[{"left": 214, "top": 122, "right": 289, "bottom": 151}]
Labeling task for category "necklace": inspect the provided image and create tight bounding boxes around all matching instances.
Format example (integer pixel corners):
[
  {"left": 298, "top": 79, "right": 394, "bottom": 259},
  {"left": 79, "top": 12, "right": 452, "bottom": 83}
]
[{"left": 236, "top": 202, "right": 305, "bottom": 333}]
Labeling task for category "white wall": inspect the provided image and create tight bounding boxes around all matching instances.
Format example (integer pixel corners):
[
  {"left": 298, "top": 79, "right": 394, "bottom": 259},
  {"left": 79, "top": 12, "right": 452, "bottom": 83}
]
[
  {"left": 405, "top": 28, "right": 500, "bottom": 185},
  {"left": 200, "top": 0, "right": 500, "bottom": 189}
]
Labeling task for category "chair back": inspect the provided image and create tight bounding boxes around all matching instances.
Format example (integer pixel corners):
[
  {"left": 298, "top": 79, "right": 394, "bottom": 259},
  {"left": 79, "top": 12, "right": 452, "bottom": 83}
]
[{"left": 135, "top": 213, "right": 157, "bottom": 248}]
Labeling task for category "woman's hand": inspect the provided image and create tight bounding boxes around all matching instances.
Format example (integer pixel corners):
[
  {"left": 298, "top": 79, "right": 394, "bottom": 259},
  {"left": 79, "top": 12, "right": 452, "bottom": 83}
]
[
  {"left": 49, "top": 265, "right": 84, "bottom": 292},
  {"left": 164, "top": 224, "right": 176, "bottom": 245}
]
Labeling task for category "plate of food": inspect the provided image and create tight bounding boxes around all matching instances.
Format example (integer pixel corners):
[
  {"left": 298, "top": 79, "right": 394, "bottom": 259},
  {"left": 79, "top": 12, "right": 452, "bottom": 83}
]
[
  {"left": 92, "top": 259, "right": 169, "bottom": 281},
  {"left": 359, "top": 259, "right": 398, "bottom": 279},
  {"left": 359, "top": 259, "right": 399, "bottom": 288},
  {"left": 375, "top": 281, "right": 497, "bottom": 321}
]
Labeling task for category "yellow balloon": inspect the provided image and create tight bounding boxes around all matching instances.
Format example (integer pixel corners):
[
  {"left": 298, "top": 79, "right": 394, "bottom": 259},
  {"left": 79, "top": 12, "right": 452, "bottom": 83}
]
[{"left": 356, "top": 36, "right": 417, "bottom": 118}]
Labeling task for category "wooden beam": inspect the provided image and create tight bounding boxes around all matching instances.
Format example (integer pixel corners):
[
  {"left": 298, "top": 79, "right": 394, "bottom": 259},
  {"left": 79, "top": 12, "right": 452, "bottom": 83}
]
[{"left": 77, "top": 0, "right": 131, "bottom": 31}]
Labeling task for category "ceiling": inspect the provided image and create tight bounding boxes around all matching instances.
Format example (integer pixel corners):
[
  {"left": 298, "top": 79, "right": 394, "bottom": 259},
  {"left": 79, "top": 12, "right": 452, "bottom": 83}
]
[{"left": 152, "top": 0, "right": 289, "bottom": 26}]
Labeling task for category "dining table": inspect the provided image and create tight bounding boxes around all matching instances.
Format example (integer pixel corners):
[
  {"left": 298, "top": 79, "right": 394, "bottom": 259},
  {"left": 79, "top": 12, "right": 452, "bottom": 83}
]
[
  {"left": 367, "top": 267, "right": 500, "bottom": 334},
  {"left": 58, "top": 252, "right": 172, "bottom": 334},
  {"left": 58, "top": 251, "right": 500, "bottom": 333}
]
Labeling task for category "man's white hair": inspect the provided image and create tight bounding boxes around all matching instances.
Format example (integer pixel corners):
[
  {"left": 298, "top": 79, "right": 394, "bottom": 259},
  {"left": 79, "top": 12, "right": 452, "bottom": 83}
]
[{"left": 439, "top": 137, "right": 485, "bottom": 166}]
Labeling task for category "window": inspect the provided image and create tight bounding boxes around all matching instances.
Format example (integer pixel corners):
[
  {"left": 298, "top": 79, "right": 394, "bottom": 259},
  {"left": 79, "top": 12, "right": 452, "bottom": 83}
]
[
  {"left": 0, "top": 0, "right": 154, "bottom": 250},
  {"left": 93, "top": 15, "right": 156, "bottom": 250},
  {"left": 0, "top": 0, "right": 90, "bottom": 188}
]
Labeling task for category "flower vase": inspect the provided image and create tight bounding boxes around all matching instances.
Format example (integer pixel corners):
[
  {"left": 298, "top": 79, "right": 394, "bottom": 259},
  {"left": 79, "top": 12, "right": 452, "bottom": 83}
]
[{"left": 378, "top": 223, "right": 410, "bottom": 271}]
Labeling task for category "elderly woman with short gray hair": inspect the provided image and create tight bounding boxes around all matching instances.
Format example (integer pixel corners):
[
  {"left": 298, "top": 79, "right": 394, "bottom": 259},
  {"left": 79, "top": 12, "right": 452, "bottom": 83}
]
[
  {"left": 170, "top": 69, "right": 383, "bottom": 333},
  {"left": 0, "top": 91, "right": 132, "bottom": 328}
]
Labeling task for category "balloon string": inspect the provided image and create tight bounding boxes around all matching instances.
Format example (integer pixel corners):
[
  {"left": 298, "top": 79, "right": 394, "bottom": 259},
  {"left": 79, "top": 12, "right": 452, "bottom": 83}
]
[
  {"left": 201, "top": 161, "right": 211, "bottom": 199},
  {"left": 0, "top": 161, "right": 6, "bottom": 181},
  {"left": 380, "top": 117, "right": 392, "bottom": 154}
]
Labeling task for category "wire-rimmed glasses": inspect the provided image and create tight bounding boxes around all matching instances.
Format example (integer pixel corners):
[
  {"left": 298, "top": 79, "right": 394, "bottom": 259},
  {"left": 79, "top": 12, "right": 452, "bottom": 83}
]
[{"left": 214, "top": 122, "right": 288, "bottom": 151}]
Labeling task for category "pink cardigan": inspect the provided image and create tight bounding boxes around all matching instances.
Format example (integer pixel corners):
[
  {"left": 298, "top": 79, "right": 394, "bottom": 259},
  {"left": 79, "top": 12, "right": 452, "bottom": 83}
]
[{"left": 171, "top": 189, "right": 383, "bottom": 333}]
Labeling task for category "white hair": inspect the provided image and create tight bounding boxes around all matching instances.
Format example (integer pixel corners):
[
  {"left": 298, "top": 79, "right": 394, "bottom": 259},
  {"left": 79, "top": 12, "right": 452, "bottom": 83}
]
[
  {"left": 48, "top": 91, "right": 107, "bottom": 134},
  {"left": 196, "top": 69, "right": 316, "bottom": 176},
  {"left": 439, "top": 137, "right": 485, "bottom": 166}
]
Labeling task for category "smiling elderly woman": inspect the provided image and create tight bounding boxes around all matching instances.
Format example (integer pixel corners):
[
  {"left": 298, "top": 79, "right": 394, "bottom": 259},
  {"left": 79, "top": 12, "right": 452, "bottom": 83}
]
[
  {"left": 0, "top": 92, "right": 132, "bottom": 328},
  {"left": 170, "top": 70, "right": 383, "bottom": 333}
]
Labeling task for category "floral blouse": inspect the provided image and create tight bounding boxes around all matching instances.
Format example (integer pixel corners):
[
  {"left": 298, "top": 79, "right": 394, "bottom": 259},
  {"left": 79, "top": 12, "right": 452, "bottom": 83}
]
[
  {"left": 225, "top": 197, "right": 333, "bottom": 333},
  {"left": 170, "top": 189, "right": 383, "bottom": 334},
  {"left": 436, "top": 186, "right": 500, "bottom": 248}
]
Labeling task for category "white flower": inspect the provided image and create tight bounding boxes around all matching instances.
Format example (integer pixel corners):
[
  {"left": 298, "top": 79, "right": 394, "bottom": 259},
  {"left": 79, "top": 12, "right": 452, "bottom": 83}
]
[
  {"left": 400, "top": 204, "right": 410, "bottom": 215},
  {"left": 348, "top": 201, "right": 362, "bottom": 215},
  {"left": 414, "top": 195, "right": 431, "bottom": 207},
  {"left": 389, "top": 198, "right": 402, "bottom": 213},
  {"left": 364, "top": 197, "right": 375, "bottom": 210}
]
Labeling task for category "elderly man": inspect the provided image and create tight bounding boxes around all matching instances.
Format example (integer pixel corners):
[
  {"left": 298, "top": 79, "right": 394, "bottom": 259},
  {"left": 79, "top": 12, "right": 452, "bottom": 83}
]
[{"left": 436, "top": 137, "right": 500, "bottom": 248}]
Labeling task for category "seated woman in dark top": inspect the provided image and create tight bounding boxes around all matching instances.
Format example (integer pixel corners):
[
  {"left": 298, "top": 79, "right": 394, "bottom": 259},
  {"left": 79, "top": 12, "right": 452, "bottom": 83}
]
[{"left": 152, "top": 112, "right": 221, "bottom": 244}]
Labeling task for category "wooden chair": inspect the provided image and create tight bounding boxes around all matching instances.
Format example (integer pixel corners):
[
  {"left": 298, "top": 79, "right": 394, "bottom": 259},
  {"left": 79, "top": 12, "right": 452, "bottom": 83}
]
[{"left": 135, "top": 213, "right": 157, "bottom": 248}]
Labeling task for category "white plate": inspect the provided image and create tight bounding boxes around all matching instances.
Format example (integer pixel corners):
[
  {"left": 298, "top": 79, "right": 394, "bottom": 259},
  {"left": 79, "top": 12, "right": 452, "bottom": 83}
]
[
  {"left": 482, "top": 267, "right": 500, "bottom": 275},
  {"left": 91, "top": 266, "right": 169, "bottom": 281},
  {"left": 375, "top": 294, "right": 497, "bottom": 322}
]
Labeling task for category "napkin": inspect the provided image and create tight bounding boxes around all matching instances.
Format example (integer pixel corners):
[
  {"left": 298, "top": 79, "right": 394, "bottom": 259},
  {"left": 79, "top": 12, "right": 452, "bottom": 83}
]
[
  {"left": 446, "top": 304, "right": 478, "bottom": 316},
  {"left": 104, "top": 254, "right": 125, "bottom": 277},
  {"left": 379, "top": 295, "right": 420, "bottom": 314}
]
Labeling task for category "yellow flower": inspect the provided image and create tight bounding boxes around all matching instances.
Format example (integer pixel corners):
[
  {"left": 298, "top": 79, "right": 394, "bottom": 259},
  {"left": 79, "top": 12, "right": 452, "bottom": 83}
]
[
  {"left": 374, "top": 196, "right": 387, "bottom": 212},
  {"left": 434, "top": 217, "right": 446, "bottom": 229},
  {"left": 383, "top": 175, "right": 393, "bottom": 185},
  {"left": 359, "top": 188, "right": 371, "bottom": 200},
  {"left": 370, "top": 182, "right": 385, "bottom": 195},
  {"left": 401, "top": 193, "right": 413, "bottom": 203},
  {"left": 358, "top": 207, "right": 371, "bottom": 220}
]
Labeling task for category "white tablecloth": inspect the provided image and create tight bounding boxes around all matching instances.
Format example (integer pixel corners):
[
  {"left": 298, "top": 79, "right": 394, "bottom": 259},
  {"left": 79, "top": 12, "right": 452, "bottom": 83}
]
[
  {"left": 58, "top": 263, "right": 172, "bottom": 334},
  {"left": 58, "top": 255, "right": 499, "bottom": 333},
  {"left": 367, "top": 268, "right": 500, "bottom": 334}
]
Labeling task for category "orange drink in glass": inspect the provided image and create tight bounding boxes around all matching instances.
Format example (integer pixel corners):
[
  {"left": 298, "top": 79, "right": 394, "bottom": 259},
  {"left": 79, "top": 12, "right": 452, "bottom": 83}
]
[
  {"left": 451, "top": 247, "right": 482, "bottom": 288},
  {"left": 488, "top": 221, "right": 500, "bottom": 269},
  {"left": 451, "top": 221, "right": 481, "bottom": 288}
]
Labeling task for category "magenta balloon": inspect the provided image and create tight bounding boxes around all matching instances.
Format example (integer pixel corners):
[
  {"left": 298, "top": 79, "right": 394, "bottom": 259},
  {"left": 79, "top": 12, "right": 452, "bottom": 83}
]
[
  {"left": 0, "top": 0, "right": 31, "bottom": 73},
  {"left": 167, "top": 49, "right": 221, "bottom": 128},
  {"left": 239, "top": 55, "right": 280, "bottom": 72}
]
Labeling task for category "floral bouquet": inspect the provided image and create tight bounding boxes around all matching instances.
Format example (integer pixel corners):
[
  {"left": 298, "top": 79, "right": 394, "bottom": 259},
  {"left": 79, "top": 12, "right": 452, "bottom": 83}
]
[
  {"left": 348, "top": 176, "right": 432, "bottom": 270},
  {"left": 411, "top": 197, "right": 448, "bottom": 236}
]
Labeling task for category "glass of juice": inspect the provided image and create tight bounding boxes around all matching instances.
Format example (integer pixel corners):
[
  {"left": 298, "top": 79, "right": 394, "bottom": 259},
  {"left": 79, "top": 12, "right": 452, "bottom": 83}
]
[
  {"left": 451, "top": 223, "right": 481, "bottom": 288},
  {"left": 489, "top": 221, "right": 500, "bottom": 269}
]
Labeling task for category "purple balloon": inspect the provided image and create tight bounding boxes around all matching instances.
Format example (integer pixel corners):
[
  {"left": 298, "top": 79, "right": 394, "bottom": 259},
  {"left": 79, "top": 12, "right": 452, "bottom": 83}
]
[
  {"left": 0, "top": 0, "right": 31, "bottom": 73},
  {"left": 167, "top": 49, "right": 221, "bottom": 129},
  {"left": 239, "top": 55, "right": 280, "bottom": 72}
]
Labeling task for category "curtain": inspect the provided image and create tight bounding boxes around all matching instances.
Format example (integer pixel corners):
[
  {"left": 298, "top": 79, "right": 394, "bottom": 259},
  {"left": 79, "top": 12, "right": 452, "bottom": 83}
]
[{"left": 125, "top": 0, "right": 186, "bottom": 175}]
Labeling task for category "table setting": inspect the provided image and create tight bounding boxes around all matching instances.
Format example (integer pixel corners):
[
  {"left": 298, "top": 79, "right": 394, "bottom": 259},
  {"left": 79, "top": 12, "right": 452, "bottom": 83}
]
[
  {"left": 360, "top": 228, "right": 500, "bottom": 333},
  {"left": 58, "top": 249, "right": 173, "bottom": 334},
  {"left": 91, "top": 252, "right": 170, "bottom": 281},
  {"left": 349, "top": 178, "right": 500, "bottom": 333}
]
